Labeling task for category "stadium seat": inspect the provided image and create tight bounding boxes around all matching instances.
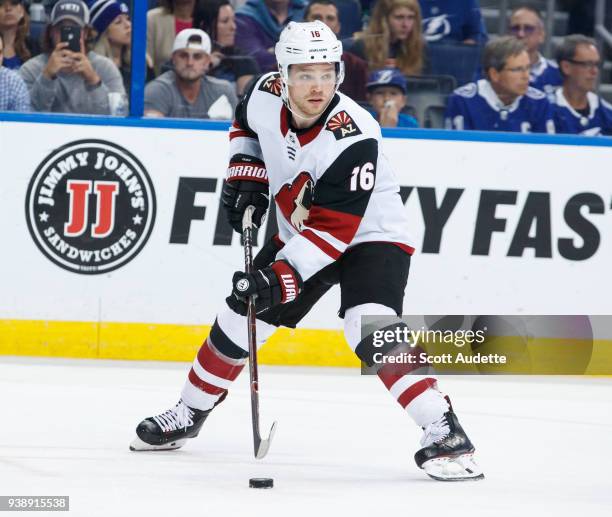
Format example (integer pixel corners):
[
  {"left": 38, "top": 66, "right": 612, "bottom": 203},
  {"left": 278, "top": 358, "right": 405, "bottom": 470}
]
[
  {"left": 424, "top": 43, "right": 482, "bottom": 88},
  {"left": 28, "top": 20, "right": 46, "bottom": 47},
  {"left": 404, "top": 75, "right": 456, "bottom": 128},
  {"left": 336, "top": 0, "right": 362, "bottom": 40}
]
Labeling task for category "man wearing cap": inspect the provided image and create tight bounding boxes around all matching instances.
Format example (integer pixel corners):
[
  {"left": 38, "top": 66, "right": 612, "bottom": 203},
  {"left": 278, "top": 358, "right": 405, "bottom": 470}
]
[
  {"left": 19, "top": 0, "right": 124, "bottom": 114},
  {"left": 144, "top": 28, "right": 238, "bottom": 119},
  {"left": 366, "top": 68, "right": 418, "bottom": 128}
]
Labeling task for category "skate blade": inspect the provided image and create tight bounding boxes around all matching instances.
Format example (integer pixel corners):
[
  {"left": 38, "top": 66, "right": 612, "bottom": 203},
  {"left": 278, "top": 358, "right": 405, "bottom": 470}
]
[
  {"left": 129, "top": 436, "right": 188, "bottom": 452},
  {"left": 423, "top": 453, "right": 485, "bottom": 482}
]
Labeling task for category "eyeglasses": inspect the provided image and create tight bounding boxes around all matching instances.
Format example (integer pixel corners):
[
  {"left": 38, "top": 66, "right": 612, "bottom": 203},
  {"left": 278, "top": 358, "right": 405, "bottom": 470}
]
[
  {"left": 566, "top": 59, "right": 601, "bottom": 70},
  {"left": 509, "top": 24, "right": 539, "bottom": 36},
  {"left": 502, "top": 65, "right": 531, "bottom": 74}
]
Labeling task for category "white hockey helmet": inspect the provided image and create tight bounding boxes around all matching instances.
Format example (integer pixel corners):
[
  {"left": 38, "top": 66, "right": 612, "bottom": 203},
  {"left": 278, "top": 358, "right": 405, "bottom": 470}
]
[{"left": 275, "top": 21, "right": 345, "bottom": 101}]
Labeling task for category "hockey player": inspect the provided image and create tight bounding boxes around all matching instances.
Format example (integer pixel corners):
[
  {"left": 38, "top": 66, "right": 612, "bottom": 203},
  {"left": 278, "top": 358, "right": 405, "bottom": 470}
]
[
  {"left": 553, "top": 35, "right": 612, "bottom": 136},
  {"left": 130, "top": 20, "right": 483, "bottom": 482},
  {"left": 445, "top": 36, "right": 555, "bottom": 133}
]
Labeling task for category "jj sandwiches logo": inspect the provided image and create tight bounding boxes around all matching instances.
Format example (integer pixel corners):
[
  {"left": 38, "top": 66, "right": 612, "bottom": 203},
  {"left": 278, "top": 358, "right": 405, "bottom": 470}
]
[{"left": 25, "top": 140, "right": 156, "bottom": 274}]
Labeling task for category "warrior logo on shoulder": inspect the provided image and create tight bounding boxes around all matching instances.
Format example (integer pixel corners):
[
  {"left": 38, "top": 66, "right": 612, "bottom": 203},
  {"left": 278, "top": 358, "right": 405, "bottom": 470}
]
[
  {"left": 275, "top": 172, "right": 314, "bottom": 231},
  {"left": 326, "top": 111, "right": 362, "bottom": 140},
  {"left": 259, "top": 73, "right": 282, "bottom": 97}
]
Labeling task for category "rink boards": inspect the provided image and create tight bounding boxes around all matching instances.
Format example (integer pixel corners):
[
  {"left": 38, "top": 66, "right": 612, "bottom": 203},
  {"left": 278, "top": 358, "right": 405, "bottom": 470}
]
[{"left": 1, "top": 119, "right": 611, "bottom": 366}]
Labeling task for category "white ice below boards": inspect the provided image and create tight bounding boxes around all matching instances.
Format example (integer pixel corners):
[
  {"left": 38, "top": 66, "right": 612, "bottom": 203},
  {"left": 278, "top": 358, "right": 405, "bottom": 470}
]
[{"left": 0, "top": 357, "right": 611, "bottom": 517}]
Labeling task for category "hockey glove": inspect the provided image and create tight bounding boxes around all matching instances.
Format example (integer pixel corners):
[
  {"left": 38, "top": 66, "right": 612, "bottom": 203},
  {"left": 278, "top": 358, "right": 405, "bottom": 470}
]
[
  {"left": 226, "top": 260, "right": 303, "bottom": 315},
  {"left": 221, "top": 179, "right": 269, "bottom": 234}
]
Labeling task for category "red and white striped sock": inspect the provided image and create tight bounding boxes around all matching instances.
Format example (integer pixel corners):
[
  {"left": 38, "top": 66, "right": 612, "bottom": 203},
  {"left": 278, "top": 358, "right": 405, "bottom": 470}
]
[
  {"left": 181, "top": 337, "right": 246, "bottom": 411},
  {"left": 376, "top": 347, "right": 450, "bottom": 427}
]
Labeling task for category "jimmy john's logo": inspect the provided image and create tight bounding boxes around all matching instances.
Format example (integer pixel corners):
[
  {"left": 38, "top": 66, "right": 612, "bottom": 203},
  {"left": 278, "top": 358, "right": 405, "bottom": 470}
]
[
  {"left": 326, "top": 111, "right": 362, "bottom": 140},
  {"left": 258, "top": 73, "right": 282, "bottom": 97},
  {"left": 25, "top": 140, "right": 156, "bottom": 274}
]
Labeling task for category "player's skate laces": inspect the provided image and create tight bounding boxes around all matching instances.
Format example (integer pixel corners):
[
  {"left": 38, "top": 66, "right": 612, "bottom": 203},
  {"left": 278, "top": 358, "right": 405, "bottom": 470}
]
[
  {"left": 129, "top": 399, "right": 213, "bottom": 451},
  {"left": 414, "top": 410, "right": 485, "bottom": 481}
]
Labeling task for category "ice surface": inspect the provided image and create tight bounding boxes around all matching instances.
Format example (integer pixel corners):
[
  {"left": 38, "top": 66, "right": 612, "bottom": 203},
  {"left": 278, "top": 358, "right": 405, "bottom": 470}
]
[{"left": 0, "top": 357, "right": 611, "bottom": 517}]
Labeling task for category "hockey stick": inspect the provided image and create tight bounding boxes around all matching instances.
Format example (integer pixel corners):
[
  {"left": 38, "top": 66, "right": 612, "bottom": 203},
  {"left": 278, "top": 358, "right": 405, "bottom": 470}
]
[{"left": 242, "top": 205, "right": 277, "bottom": 459}]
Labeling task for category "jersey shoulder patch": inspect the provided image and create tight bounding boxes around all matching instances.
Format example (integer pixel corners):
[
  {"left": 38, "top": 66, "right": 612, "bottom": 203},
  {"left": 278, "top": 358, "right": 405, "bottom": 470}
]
[
  {"left": 258, "top": 73, "right": 282, "bottom": 97},
  {"left": 526, "top": 87, "right": 547, "bottom": 100},
  {"left": 454, "top": 83, "right": 478, "bottom": 98},
  {"left": 325, "top": 110, "right": 363, "bottom": 140}
]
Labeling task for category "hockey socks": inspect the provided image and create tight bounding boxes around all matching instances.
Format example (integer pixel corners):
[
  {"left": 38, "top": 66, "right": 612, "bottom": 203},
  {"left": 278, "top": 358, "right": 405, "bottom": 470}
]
[{"left": 181, "top": 320, "right": 248, "bottom": 411}]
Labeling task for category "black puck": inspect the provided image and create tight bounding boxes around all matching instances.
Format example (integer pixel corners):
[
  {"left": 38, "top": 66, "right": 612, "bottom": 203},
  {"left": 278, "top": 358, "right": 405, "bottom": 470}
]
[{"left": 249, "top": 477, "right": 274, "bottom": 489}]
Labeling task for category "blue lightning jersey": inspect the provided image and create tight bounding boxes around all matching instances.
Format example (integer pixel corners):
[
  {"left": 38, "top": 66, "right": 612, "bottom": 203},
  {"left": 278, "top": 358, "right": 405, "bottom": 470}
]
[
  {"left": 552, "top": 89, "right": 612, "bottom": 136},
  {"left": 445, "top": 79, "right": 556, "bottom": 133},
  {"left": 419, "top": 0, "right": 488, "bottom": 44},
  {"left": 530, "top": 54, "right": 562, "bottom": 100}
]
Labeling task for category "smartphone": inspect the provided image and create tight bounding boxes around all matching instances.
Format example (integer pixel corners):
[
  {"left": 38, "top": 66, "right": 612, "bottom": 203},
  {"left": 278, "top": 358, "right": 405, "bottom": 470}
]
[{"left": 60, "top": 25, "right": 81, "bottom": 53}]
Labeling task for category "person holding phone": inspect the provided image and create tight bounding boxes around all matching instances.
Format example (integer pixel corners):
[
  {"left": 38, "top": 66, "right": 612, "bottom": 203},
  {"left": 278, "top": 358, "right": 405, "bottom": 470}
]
[{"left": 19, "top": 0, "right": 124, "bottom": 114}]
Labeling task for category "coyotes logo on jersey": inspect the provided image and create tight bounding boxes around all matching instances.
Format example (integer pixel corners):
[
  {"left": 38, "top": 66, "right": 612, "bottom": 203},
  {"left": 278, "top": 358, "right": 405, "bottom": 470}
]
[
  {"left": 275, "top": 172, "right": 314, "bottom": 231},
  {"left": 258, "top": 73, "right": 282, "bottom": 97},
  {"left": 326, "top": 111, "right": 362, "bottom": 140}
]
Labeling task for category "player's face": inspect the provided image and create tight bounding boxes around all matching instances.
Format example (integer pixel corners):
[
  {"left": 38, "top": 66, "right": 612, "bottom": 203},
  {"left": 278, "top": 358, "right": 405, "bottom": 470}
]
[
  {"left": 565, "top": 44, "right": 600, "bottom": 93},
  {"left": 367, "top": 86, "right": 407, "bottom": 113},
  {"left": 287, "top": 63, "right": 337, "bottom": 118},
  {"left": 509, "top": 9, "right": 544, "bottom": 54},
  {"left": 388, "top": 7, "right": 416, "bottom": 42},
  {"left": 494, "top": 51, "right": 531, "bottom": 98},
  {"left": 172, "top": 48, "right": 210, "bottom": 82},
  {"left": 306, "top": 4, "right": 340, "bottom": 35}
]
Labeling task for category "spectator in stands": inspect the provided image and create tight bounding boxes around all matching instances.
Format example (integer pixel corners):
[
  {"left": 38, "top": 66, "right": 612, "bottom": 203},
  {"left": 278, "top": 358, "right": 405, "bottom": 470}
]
[
  {"left": 0, "top": 0, "right": 32, "bottom": 69},
  {"left": 553, "top": 35, "right": 612, "bottom": 135},
  {"left": 508, "top": 4, "right": 562, "bottom": 98},
  {"left": 144, "top": 28, "right": 237, "bottom": 119},
  {"left": 351, "top": 0, "right": 424, "bottom": 76},
  {"left": 19, "top": 0, "right": 125, "bottom": 114},
  {"left": 148, "top": 0, "right": 196, "bottom": 76},
  {"left": 193, "top": 0, "right": 259, "bottom": 96},
  {"left": 366, "top": 68, "right": 418, "bottom": 127},
  {"left": 304, "top": 0, "right": 368, "bottom": 100},
  {"left": 445, "top": 36, "right": 555, "bottom": 133},
  {"left": 89, "top": 1, "right": 153, "bottom": 90},
  {"left": 0, "top": 32, "right": 30, "bottom": 110},
  {"left": 235, "top": 0, "right": 306, "bottom": 73},
  {"left": 419, "top": 0, "right": 487, "bottom": 45}
]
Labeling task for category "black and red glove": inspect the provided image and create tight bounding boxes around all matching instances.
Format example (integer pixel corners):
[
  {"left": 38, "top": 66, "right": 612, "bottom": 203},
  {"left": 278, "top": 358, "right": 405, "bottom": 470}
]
[
  {"left": 221, "top": 156, "right": 269, "bottom": 234},
  {"left": 226, "top": 260, "right": 303, "bottom": 315}
]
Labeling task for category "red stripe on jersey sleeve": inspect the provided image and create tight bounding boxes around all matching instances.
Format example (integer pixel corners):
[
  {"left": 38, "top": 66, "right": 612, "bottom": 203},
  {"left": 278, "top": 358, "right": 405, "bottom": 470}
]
[
  {"left": 305, "top": 206, "right": 363, "bottom": 244},
  {"left": 229, "top": 130, "right": 253, "bottom": 141},
  {"left": 301, "top": 229, "right": 342, "bottom": 259}
]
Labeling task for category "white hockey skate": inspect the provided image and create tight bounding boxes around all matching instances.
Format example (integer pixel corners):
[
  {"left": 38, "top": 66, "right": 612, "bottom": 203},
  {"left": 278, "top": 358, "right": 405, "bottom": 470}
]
[{"left": 414, "top": 410, "right": 485, "bottom": 481}]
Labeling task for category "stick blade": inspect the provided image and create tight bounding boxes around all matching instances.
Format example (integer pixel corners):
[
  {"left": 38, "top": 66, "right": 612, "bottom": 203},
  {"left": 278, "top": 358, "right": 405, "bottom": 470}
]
[{"left": 255, "top": 421, "right": 277, "bottom": 459}]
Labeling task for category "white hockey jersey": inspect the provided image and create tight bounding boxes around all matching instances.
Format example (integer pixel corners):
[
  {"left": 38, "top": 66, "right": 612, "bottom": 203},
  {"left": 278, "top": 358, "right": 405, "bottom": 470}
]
[{"left": 227, "top": 72, "right": 414, "bottom": 281}]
